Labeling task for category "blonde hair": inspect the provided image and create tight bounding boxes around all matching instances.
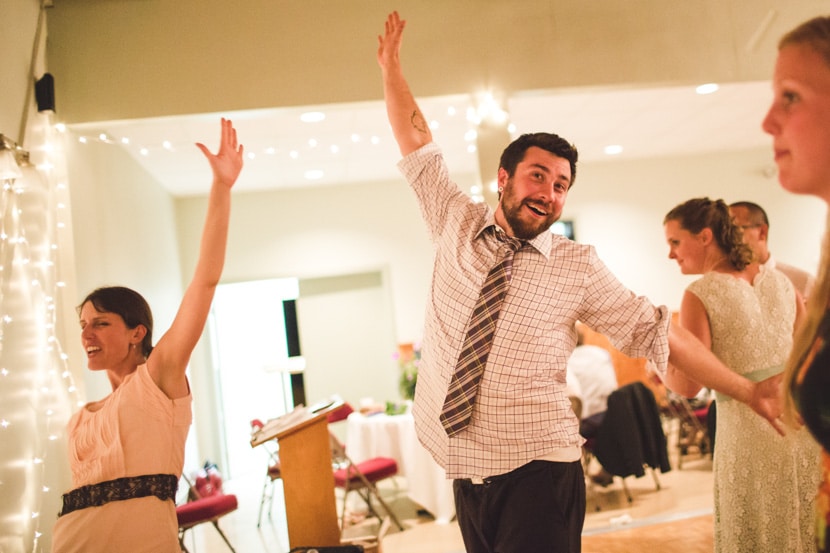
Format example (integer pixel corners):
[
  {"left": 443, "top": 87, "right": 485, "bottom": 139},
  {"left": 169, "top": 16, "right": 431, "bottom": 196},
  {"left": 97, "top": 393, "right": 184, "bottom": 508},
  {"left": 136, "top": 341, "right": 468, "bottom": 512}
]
[
  {"left": 778, "top": 16, "right": 830, "bottom": 424},
  {"left": 783, "top": 211, "right": 830, "bottom": 424}
]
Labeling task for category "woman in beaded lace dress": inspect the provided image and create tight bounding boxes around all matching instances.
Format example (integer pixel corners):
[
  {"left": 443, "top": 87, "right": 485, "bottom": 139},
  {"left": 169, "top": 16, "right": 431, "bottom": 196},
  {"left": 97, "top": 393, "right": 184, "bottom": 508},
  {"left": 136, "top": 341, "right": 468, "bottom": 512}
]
[
  {"left": 768, "top": 16, "right": 830, "bottom": 553},
  {"left": 51, "top": 118, "right": 243, "bottom": 553},
  {"left": 663, "top": 197, "right": 820, "bottom": 553}
]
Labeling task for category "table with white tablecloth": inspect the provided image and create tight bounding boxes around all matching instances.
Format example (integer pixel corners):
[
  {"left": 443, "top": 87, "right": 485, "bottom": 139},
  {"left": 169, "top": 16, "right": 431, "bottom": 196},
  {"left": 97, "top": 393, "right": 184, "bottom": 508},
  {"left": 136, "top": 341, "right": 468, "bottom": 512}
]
[{"left": 345, "top": 411, "right": 456, "bottom": 524}]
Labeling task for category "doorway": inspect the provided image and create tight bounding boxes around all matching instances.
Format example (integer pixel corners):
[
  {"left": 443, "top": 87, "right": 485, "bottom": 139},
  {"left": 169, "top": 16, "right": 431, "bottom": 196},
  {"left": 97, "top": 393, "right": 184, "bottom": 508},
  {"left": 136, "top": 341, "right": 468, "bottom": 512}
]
[{"left": 209, "top": 277, "right": 300, "bottom": 479}]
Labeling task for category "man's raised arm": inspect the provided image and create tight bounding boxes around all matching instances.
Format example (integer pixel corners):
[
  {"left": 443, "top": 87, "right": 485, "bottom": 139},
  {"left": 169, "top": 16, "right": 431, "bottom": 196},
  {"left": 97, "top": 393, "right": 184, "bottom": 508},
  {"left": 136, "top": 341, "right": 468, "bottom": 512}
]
[{"left": 377, "top": 11, "right": 432, "bottom": 156}]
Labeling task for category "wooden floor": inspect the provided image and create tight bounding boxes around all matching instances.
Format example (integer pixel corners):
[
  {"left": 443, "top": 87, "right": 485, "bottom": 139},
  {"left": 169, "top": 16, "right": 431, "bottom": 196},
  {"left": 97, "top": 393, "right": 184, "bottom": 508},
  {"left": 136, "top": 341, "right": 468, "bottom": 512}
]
[
  {"left": 182, "top": 448, "right": 715, "bottom": 553},
  {"left": 583, "top": 513, "right": 712, "bottom": 553}
]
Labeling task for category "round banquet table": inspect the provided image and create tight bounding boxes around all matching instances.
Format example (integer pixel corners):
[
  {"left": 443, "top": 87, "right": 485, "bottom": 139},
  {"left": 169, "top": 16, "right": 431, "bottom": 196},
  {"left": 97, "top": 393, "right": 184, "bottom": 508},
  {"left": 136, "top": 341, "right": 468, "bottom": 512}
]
[{"left": 345, "top": 411, "right": 456, "bottom": 523}]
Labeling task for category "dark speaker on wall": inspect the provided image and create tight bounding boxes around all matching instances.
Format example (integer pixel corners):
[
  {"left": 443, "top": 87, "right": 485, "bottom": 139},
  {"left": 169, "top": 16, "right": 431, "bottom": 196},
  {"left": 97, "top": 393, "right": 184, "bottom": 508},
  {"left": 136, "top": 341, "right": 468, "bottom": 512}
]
[
  {"left": 35, "top": 73, "right": 55, "bottom": 113},
  {"left": 283, "top": 299, "right": 301, "bottom": 357}
]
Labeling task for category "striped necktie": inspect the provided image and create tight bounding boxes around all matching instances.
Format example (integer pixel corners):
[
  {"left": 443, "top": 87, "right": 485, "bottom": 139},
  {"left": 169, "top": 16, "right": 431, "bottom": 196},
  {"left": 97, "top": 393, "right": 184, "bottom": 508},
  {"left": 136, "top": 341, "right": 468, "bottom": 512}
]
[{"left": 440, "top": 228, "right": 522, "bottom": 436}]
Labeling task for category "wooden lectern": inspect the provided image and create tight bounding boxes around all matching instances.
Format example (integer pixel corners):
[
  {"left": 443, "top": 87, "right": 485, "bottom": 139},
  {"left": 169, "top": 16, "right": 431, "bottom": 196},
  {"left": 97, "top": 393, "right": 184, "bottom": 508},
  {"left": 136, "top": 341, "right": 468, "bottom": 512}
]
[{"left": 251, "top": 403, "right": 341, "bottom": 549}]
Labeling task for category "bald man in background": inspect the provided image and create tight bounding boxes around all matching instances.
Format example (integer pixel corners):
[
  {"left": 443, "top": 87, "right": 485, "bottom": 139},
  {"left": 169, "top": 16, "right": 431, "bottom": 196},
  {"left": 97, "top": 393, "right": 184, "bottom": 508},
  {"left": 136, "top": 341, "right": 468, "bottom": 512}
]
[{"left": 729, "top": 201, "right": 815, "bottom": 299}]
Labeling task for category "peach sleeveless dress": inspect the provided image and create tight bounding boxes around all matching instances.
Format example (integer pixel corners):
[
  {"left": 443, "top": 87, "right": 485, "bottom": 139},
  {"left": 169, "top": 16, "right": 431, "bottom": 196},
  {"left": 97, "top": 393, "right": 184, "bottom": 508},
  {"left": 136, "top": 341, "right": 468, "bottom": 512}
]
[{"left": 51, "top": 364, "right": 192, "bottom": 552}]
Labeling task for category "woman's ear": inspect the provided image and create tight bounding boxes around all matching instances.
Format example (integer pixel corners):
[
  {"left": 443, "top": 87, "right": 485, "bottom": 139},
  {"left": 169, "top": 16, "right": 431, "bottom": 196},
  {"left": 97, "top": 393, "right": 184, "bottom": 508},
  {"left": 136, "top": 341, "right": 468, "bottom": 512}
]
[
  {"left": 131, "top": 324, "right": 148, "bottom": 345},
  {"left": 698, "top": 227, "right": 714, "bottom": 245}
]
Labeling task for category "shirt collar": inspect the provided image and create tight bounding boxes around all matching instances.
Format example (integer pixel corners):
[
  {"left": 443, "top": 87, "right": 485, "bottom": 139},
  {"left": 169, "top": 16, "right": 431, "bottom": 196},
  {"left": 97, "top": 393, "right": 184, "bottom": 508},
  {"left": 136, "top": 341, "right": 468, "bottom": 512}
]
[{"left": 475, "top": 216, "right": 552, "bottom": 260}]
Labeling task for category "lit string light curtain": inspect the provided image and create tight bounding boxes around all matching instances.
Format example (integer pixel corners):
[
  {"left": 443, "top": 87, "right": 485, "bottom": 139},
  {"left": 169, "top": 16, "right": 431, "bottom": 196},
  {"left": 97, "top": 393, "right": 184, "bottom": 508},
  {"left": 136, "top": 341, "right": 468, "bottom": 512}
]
[
  {"left": 0, "top": 137, "right": 23, "bottom": 181},
  {"left": 0, "top": 116, "right": 79, "bottom": 552}
]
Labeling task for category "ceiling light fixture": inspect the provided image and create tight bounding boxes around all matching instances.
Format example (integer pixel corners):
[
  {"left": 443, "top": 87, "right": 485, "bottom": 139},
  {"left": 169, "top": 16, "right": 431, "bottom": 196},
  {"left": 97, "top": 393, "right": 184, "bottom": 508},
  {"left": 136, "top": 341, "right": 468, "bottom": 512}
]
[
  {"left": 300, "top": 111, "right": 326, "bottom": 123},
  {"left": 475, "top": 91, "right": 509, "bottom": 125},
  {"left": 603, "top": 145, "right": 623, "bottom": 155},
  {"left": 695, "top": 83, "right": 719, "bottom": 95}
]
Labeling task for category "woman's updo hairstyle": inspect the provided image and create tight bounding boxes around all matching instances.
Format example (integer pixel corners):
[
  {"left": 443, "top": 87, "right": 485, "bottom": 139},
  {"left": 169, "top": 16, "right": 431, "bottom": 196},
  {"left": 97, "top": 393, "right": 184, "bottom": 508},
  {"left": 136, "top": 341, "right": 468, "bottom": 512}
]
[{"left": 664, "top": 197, "right": 754, "bottom": 271}]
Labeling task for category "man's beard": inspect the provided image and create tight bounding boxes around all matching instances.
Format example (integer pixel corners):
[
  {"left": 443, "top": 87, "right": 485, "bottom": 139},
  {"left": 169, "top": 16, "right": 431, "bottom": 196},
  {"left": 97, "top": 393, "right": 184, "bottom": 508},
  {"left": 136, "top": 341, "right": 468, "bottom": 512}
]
[{"left": 500, "top": 180, "right": 559, "bottom": 240}]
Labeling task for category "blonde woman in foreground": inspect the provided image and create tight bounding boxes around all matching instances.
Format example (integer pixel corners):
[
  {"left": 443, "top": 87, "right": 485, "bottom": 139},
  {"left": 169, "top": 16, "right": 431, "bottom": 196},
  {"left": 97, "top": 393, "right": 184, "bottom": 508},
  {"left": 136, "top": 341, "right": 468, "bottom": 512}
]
[{"left": 766, "top": 15, "right": 830, "bottom": 553}]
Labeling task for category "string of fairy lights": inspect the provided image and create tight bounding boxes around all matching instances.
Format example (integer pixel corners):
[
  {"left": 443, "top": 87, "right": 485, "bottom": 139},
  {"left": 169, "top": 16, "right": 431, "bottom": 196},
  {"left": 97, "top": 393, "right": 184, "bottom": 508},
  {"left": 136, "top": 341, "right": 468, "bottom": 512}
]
[{"left": 0, "top": 114, "right": 82, "bottom": 551}]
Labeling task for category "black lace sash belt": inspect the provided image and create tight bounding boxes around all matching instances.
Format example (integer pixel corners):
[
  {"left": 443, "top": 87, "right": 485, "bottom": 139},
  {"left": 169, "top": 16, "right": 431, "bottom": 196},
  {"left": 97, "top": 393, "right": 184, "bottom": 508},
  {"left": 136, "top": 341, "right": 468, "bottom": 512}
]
[{"left": 59, "top": 473, "right": 179, "bottom": 517}]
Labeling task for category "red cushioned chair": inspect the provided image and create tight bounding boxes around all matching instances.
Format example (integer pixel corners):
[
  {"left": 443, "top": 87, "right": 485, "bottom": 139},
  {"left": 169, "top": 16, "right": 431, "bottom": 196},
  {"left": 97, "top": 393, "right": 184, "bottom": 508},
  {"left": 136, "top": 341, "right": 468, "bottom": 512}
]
[
  {"left": 325, "top": 401, "right": 355, "bottom": 425},
  {"left": 665, "top": 392, "right": 714, "bottom": 468},
  {"left": 177, "top": 474, "right": 238, "bottom": 552},
  {"left": 326, "top": 402, "right": 404, "bottom": 534}
]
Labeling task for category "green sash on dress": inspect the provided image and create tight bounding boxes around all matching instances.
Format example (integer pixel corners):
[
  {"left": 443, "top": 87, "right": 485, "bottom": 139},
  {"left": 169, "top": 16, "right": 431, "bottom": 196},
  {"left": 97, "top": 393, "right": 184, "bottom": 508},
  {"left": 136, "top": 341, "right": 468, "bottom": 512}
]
[{"left": 715, "top": 364, "right": 782, "bottom": 403}]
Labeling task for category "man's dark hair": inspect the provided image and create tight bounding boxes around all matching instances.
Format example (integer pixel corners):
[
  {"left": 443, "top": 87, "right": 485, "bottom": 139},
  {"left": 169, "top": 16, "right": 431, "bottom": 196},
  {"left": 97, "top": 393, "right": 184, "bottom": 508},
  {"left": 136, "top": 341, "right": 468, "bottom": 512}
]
[
  {"left": 729, "top": 201, "right": 769, "bottom": 227},
  {"left": 499, "top": 133, "right": 579, "bottom": 188}
]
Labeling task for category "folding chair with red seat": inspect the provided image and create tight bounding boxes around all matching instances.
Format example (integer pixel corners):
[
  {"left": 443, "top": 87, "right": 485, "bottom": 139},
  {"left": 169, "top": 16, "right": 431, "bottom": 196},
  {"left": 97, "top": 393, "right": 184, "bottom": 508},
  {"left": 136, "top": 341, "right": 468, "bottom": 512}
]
[
  {"left": 251, "top": 418, "right": 283, "bottom": 528},
  {"left": 665, "top": 392, "right": 714, "bottom": 468},
  {"left": 176, "top": 472, "right": 238, "bottom": 552},
  {"left": 326, "top": 401, "right": 404, "bottom": 534}
]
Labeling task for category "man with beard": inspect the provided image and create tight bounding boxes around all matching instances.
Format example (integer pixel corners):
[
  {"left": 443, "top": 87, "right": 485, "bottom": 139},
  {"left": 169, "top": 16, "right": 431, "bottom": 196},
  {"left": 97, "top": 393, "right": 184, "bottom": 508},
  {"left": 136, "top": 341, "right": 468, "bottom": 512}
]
[{"left": 376, "top": 12, "right": 786, "bottom": 553}]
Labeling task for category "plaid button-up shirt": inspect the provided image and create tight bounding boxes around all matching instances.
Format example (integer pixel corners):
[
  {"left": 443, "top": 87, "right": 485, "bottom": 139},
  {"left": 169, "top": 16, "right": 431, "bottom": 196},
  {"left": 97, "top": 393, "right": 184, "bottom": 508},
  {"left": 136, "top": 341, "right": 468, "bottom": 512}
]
[{"left": 399, "top": 142, "right": 670, "bottom": 479}]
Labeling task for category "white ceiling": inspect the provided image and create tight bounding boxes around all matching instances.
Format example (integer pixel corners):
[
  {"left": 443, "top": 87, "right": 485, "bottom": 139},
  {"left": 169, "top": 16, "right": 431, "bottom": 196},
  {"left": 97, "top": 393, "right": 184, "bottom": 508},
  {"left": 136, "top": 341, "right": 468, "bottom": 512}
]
[{"left": 67, "top": 80, "right": 775, "bottom": 197}]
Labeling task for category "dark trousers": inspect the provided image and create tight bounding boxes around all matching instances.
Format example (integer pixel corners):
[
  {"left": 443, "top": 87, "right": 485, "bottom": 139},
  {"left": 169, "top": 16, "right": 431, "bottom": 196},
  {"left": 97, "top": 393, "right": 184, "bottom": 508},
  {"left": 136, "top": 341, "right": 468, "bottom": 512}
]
[{"left": 453, "top": 460, "right": 586, "bottom": 553}]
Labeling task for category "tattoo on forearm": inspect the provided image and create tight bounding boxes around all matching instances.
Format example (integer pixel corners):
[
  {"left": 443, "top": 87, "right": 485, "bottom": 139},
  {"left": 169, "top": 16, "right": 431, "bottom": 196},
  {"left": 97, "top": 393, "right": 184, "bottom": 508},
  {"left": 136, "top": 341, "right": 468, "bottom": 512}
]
[{"left": 411, "top": 110, "right": 428, "bottom": 134}]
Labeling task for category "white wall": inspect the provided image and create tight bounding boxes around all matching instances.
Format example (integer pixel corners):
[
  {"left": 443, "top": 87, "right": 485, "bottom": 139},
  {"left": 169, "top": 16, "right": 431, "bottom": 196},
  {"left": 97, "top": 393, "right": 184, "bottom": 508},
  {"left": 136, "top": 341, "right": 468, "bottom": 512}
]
[
  {"left": 176, "top": 146, "right": 825, "bottom": 329},
  {"left": 296, "top": 272, "right": 399, "bottom": 412},
  {"left": 65, "top": 137, "right": 185, "bottom": 400},
  {"left": 174, "top": 175, "right": 441, "bottom": 344},
  {"left": 567, "top": 147, "right": 825, "bottom": 309}
]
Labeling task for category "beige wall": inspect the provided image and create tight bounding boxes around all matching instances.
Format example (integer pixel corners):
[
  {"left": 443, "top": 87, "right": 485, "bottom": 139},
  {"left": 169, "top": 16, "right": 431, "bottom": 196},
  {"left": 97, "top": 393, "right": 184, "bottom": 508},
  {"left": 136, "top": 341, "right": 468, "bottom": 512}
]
[
  {"left": 173, "top": 146, "right": 824, "bottom": 334},
  {"left": 46, "top": 0, "right": 823, "bottom": 124},
  {"left": 65, "top": 138, "right": 186, "bottom": 400}
]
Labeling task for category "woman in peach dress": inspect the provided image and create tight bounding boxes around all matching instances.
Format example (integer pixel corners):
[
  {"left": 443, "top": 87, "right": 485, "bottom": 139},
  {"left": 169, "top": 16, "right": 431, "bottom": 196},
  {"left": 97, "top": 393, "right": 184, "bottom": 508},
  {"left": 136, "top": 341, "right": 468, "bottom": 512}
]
[{"left": 51, "top": 118, "right": 243, "bottom": 552}]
